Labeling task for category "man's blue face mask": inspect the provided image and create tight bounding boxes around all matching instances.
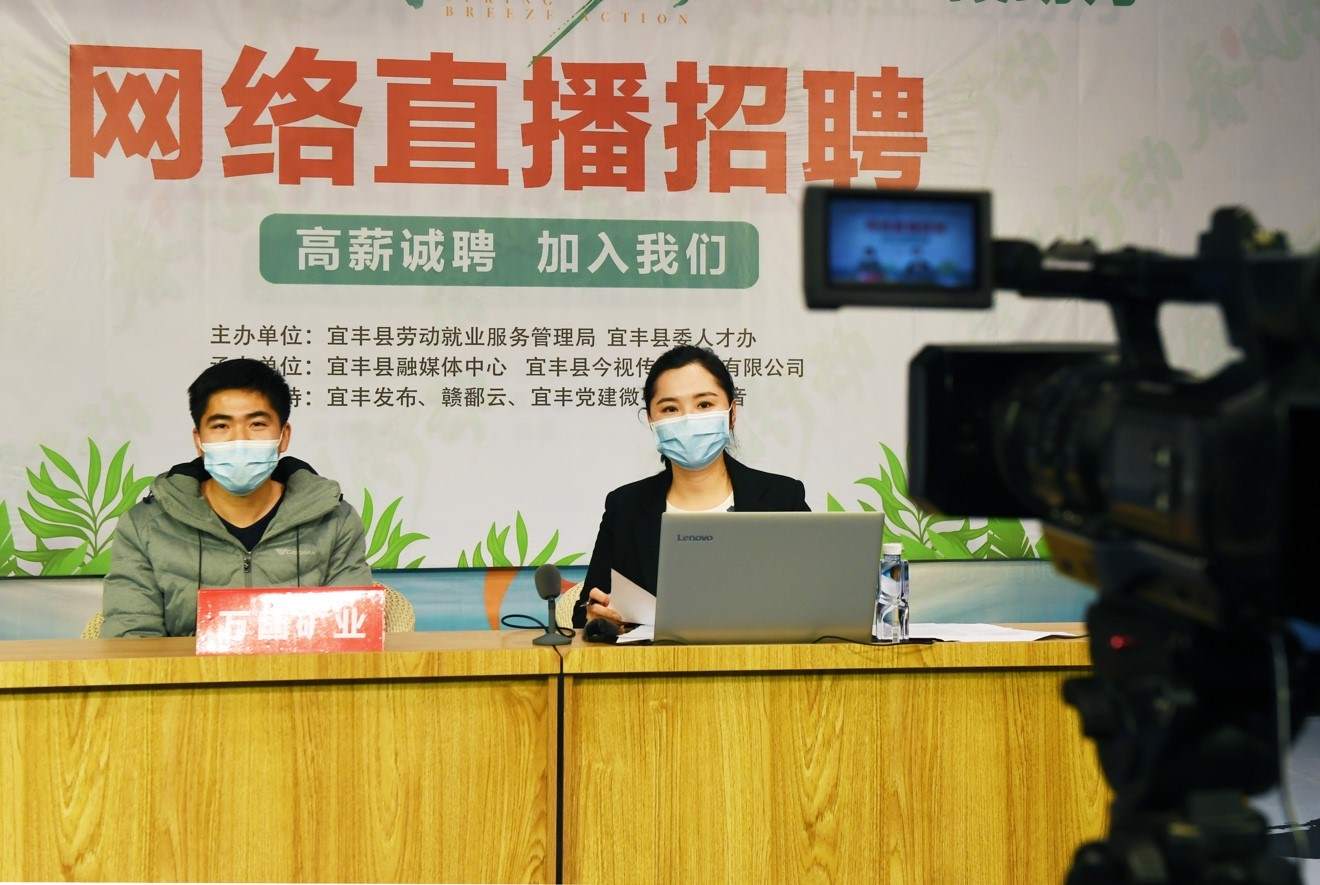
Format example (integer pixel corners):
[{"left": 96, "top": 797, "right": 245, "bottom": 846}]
[
  {"left": 650, "top": 409, "right": 731, "bottom": 470},
  {"left": 201, "top": 439, "right": 280, "bottom": 496}
]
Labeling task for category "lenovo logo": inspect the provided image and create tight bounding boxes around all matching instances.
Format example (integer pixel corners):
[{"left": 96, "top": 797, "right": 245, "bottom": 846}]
[{"left": 677, "top": 533, "right": 714, "bottom": 542}]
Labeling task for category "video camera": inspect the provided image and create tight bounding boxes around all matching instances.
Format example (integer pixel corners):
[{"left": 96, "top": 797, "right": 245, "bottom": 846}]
[{"left": 804, "top": 186, "right": 1320, "bottom": 884}]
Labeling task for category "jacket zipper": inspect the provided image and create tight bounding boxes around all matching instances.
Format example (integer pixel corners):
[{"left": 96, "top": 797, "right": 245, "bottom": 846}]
[{"left": 243, "top": 553, "right": 252, "bottom": 587}]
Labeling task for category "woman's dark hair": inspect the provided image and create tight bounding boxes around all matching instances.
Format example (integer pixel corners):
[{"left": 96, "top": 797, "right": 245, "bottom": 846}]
[
  {"left": 188, "top": 358, "right": 292, "bottom": 428},
  {"left": 642, "top": 345, "right": 736, "bottom": 412}
]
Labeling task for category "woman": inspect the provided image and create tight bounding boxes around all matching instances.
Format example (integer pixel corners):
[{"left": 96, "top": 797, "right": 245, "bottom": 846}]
[{"left": 572, "top": 345, "right": 809, "bottom": 629}]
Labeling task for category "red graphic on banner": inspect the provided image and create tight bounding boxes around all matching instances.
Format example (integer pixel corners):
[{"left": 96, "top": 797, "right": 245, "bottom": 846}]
[
  {"left": 222, "top": 45, "right": 363, "bottom": 185},
  {"left": 666, "top": 62, "right": 788, "bottom": 193},
  {"left": 196, "top": 586, "right": 385, "bottom": 655},
  {"left": 69, "top": 45, "right": 203, "bottom": 179},
  {"left": 376, "top": 52, "right": 508, "bottom": 185},
  {"left": 523, "top": 58, "right": 651, "bottom": 191}
]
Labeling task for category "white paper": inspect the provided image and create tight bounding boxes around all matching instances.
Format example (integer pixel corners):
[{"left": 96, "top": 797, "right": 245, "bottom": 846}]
[
  {"left": 907, "top": 623, "right": 1081, "bottom": 643},
  {"left": 616, "top": 624, "right": 655, "bottom": 644},
  {"left": 608, "top": 569, "right": 657, "bottom": 625}
]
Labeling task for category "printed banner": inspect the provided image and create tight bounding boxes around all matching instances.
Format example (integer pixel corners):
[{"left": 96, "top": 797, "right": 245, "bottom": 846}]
[{"left": 1, "top": 0, "right": 1317, "bottom": 576}]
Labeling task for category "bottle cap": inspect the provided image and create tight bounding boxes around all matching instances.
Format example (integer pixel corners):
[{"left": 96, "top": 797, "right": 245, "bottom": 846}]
[{"left": 882, "top": 542, "right": 904, "bottom": 556}]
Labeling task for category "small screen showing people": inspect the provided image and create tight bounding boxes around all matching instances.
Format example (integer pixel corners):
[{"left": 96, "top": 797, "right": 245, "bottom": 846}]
[{"left": 827, "top": 197, "right": 978, "bottom": 290}]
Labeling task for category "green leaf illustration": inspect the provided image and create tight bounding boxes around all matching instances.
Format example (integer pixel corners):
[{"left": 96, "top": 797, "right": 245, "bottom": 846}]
[
  {"left": 881, "top": 444, "right": 908, "bottom": 497},
  {"left": 43, "top": 542, "right": 89, "bottom": 576},
  {"left": 360, "top": 488, "right": 375, "bottom": 534},
  {"left": 40, "top": 445, "right": 85, "bottom": 492},
  {"left": 529, "top": 530, "right": 560, "bottom": 567},
  {"left": 825, "top": 442, "right": 1047, "bottom": 562},
  {"left": 11, "top": 441, "right": 157, "bottom": 576},
  {"left": 486, "top": 523, "right": 513, "bottom": 567},
  {"left": 515, "top": 512, "right": 529, "bottom": 564},
  {"left": 459, "top": 517, "right": 586, "bottom": 570},
  {"left": 100, "top": 442, "right": 129, "bottom": 512},
  {"left": 85, "top": 439, "right": 102, "bottom": 503},
  {"left": 367, "top": 497, "right": 402, "bottom": 559},
  {"left": 0, "top": 503, "right": 28, "bottom": 577},
  {"left": 359, "top": 488, "right": 427, "bottom": 570},
  {"left": 76, "top": 548, "right": 114, "bottom": 575}
]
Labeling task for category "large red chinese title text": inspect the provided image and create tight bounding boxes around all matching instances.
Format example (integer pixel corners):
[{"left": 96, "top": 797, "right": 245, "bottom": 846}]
[{"left": 70, "top": 45, "right": 928, "bottom": 192}]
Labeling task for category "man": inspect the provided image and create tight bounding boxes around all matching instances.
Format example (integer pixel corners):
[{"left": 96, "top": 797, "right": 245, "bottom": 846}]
[{"left": 102, "top": 358, "right": 372, "bottom": 637}]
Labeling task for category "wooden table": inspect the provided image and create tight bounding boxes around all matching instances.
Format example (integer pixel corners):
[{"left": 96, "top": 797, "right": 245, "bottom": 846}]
[
  {"left": 0, "top": 632, "right": 561, "bottom": 883},
  {"left": 0, "top": 628, "right": 1106, "bottom": 883},
  {"left": 560, "top": 628, "right": 1108, "bottom": 884}
]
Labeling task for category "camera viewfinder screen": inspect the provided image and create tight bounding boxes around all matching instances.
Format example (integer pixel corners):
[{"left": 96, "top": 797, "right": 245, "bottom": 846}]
[{"left": 827, "top": 196, "right": 979, "bottom": 291}]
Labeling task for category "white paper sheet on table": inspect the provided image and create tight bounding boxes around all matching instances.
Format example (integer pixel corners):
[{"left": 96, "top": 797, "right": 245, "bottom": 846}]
[
  {"left": 616, "top": 624, "right": 655, "bottom": 644},
  {"left": 607, "top": 569, "right": 657, "bottom": 626},
  {"left": 907, "top": 623, "right": 1081, "bottom": 642}
]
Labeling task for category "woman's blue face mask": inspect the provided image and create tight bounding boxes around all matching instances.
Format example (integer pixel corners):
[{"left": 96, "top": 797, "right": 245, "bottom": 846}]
[{"left": 650, "top": 409, "right": 731, "bottom": 469}]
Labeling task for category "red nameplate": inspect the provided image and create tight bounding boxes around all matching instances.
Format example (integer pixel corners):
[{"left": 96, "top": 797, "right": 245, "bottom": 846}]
[{"left": 196, "top": 586, "right": 385, "bottom": 655}]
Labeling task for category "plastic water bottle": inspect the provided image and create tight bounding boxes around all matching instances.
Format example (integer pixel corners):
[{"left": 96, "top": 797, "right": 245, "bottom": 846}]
[{"left": 874, "top": 542, "right": 910, "bottom": 642}]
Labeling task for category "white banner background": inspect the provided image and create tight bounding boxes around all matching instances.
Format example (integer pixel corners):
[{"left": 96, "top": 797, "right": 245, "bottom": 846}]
[{"left": 1, "top": 0, "right": 1317, "bottom": 569}]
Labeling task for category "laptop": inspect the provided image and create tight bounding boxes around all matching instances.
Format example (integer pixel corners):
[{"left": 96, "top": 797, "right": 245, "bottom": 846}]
[{"left": 653, "top": 511, "right": 884, "bottom": 644}]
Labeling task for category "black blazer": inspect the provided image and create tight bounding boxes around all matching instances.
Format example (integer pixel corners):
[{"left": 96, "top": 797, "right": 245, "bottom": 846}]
[{"left": 574, "top": 454, "right": 810, "bottom": 626}]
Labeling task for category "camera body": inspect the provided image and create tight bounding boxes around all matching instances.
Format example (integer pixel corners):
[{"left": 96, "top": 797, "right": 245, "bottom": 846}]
[
  {"left": 804, "top": 186, "right": 1320, "bottom": 883},
  {"left": 805, "top": 185, "right": 1320, "bottom": 629}
]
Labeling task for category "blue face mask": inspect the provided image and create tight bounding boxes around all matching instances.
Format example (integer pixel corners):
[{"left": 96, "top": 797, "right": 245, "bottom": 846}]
[
  {"left": 201, "top": 439, "right": 281, "bottom": 496},
  {"left": 650, "top": 410, "right": 731, "bottom": 470}
]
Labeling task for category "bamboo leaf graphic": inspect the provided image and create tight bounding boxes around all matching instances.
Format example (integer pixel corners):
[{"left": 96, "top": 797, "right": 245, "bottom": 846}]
[
  {"left": 900, "top": 536, "right": 937, "bottom": 561},
  {"left": 529, "top": 530, "right": 560, "bottom": 567},
  {"left": 360, "top": 489, "right": 375, "bottom": 535},
  {"left": 368, "top": 497, "right": 402, "bottom": 559},
  {"left": 85, "top": 439, "right": 102, "bottom": 502},
  {"left": 880, "top": 443, "right": 908, "bottom": 497},
  {"left": 926, "top": 530, "right": 972, "bottom": 559},
  {"left": 0, "top": 503, "right": 26, "bottom": 576},
  {"left": 825, "top": 493, "right": 845, "bottom": 513},
  {"left": 826, "top": 441, "right": 1048, "bottom": 562},
  {"left": 487, "top": 523, "right": 512, "bottom": 567},
  {"left": 515, "top": 511, "right": 529, "bottom": 565},
  {"left": 19, "top": 509, "right": 90, "bottom": 544},
  {"left": 986, "top": 518, "right": 1032, "bottom": 558},
  {"left": 100, "top": 442, "right": 130, "bottom": 514},
  {"left": 41, "top": 446, "right": 84, "bottom": 492},
  {"left": 41, "top": 542, "right": 89, "bottom": 576},
  {"left": 76, "top": 547, "right": 113, "bottom": 575},
  {"left": 374, "top": 532, "right": 429, "bottom": 570},
  {"left": 359, "top": 488, "right": 426, "bottom": 570},
  {"left": 107, "top": 476, "right": 152, "bottom": 520},
  {"left": 24, "top": 493, "right": 94, "bottom": 532},
  {"left": 459, "top": 513, "right": 585, "bottom": 570}
]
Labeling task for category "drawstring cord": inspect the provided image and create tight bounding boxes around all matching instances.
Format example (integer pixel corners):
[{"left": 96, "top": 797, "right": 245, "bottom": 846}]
[
  {"left": 296, "top": 525, "right": 302, "bottom": 586},
  {"left": 196, "top": 529, "right": 203, "bottom": 588}
]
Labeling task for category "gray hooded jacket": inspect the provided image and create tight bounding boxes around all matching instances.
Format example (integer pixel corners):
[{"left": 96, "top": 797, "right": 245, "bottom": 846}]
[{"left": 101, "top": 457, "right": 372, "bottom": 637}]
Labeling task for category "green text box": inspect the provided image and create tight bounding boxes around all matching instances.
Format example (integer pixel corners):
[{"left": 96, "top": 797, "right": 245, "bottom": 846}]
[{"left": 259, "top": 215, "right": 758, "bottom": 288}]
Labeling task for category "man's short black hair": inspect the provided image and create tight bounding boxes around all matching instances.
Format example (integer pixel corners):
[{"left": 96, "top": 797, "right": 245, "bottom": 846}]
[{"left": 188, "top": 358, "right": 292, "bottom": 428}]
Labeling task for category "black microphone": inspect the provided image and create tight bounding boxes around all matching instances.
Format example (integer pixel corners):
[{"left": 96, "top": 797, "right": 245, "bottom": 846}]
[{"left": 532, "top": 564, "right": 571, "bottom": 646}]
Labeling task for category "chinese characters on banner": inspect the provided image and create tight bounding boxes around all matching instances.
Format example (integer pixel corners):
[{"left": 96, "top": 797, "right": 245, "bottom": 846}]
[
  {"left": 206, "top": 323, "right": 807, "bottom": 412},
  {"left": 70, "top": 45, "right": 927, "bottom": 191},
  {"left": 260, "top": 215, "right": 757, "bottom": 287}
]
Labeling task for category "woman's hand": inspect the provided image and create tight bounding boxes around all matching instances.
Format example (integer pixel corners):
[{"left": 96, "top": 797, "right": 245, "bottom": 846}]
[{"left": 585, "top": 588, "right": 625, "bottom": 626}]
